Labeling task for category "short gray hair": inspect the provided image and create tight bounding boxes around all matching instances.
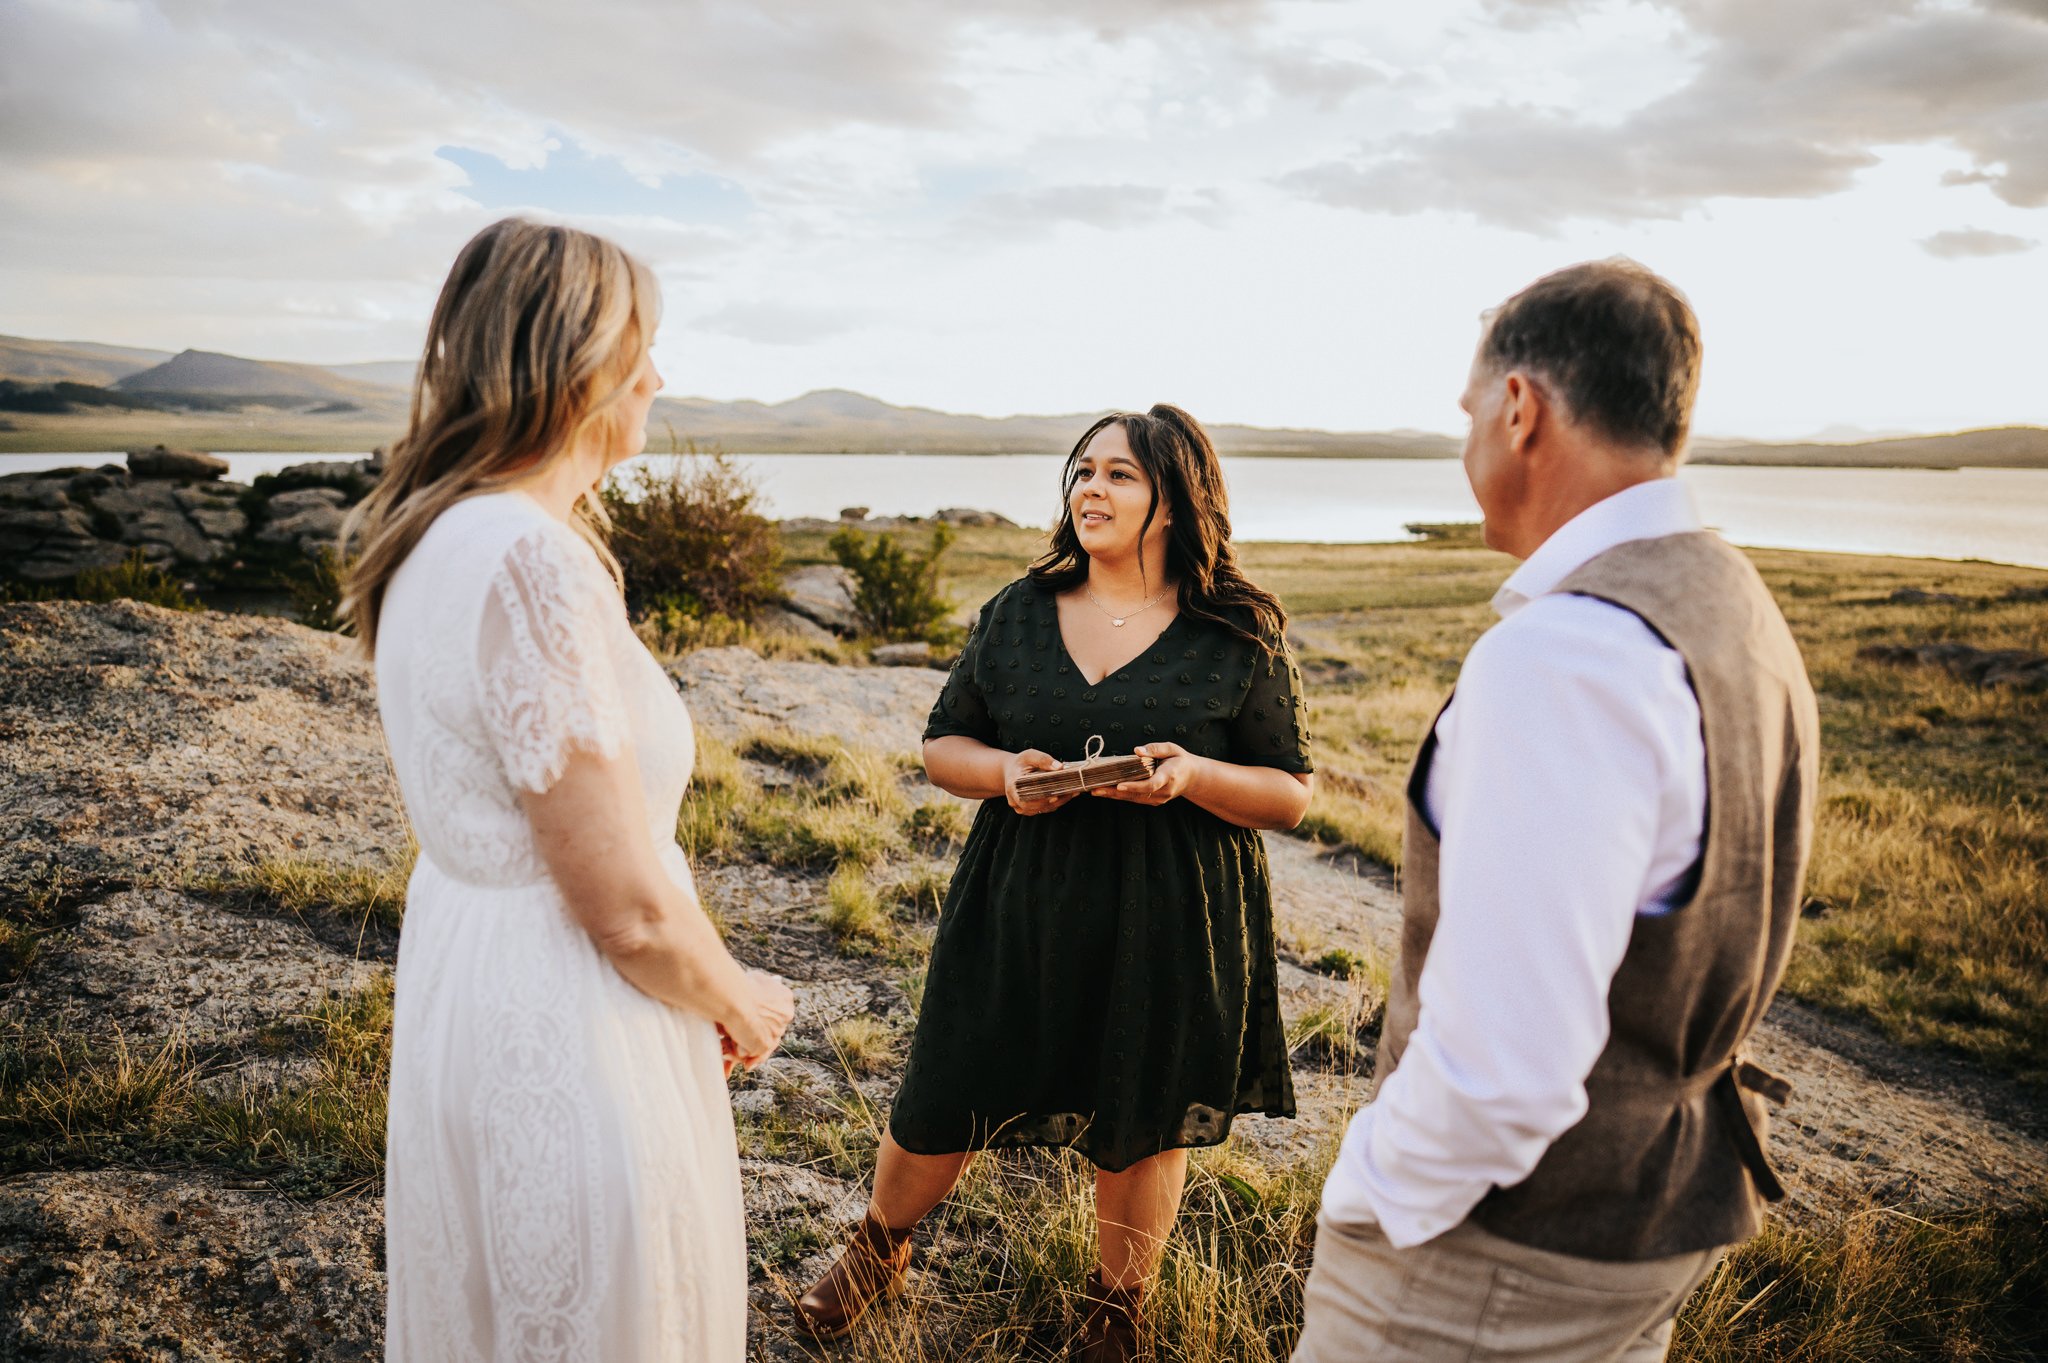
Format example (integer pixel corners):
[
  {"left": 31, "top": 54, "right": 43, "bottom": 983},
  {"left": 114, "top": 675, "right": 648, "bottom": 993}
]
[{"left": 1481, "top": 259, "right": 1702, "bottom": 458}]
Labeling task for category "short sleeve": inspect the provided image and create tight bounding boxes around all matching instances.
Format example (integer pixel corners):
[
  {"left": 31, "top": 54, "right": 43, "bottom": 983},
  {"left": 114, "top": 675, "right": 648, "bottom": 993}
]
[
  {"left": 476, "top": 525, "right": 632, "bottom": 794},
  {"left": 1228, "top": 636, "right": 1315, "bottom": 774},
  {"left": 922, "top": 596, "right": 999, "bottom": 745}
]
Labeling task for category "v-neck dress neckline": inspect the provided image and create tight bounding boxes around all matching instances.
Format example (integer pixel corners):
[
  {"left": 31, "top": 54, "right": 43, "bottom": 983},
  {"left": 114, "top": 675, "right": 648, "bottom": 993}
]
[{"left": 1053, "top": 590, "right": 1186, "bottom": 688}]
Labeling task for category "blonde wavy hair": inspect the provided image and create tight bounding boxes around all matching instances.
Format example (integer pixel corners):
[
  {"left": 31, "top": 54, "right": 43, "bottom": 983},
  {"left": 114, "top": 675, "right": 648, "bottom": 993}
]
[{"left": 339, "top": 217, "right": 660, "bottom": 655}]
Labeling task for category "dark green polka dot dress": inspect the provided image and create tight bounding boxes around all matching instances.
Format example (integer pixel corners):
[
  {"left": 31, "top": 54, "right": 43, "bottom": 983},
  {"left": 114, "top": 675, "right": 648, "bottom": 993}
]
[{"left": 890, "top": 578, "right": 1314, "bottom": 1173}]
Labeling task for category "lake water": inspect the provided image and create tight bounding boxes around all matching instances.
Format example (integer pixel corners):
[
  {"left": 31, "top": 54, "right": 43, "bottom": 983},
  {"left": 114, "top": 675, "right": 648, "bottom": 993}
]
[{"left": 6, "top": 451, "right": 2046, "bottom": 570}]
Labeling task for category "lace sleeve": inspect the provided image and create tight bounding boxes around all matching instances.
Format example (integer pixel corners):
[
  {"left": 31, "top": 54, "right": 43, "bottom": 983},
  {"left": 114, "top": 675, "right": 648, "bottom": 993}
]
[
  {"left": 476, "top": 524, "right": 633, "bottom": 794},
  {"left": 1227, "top": 635, "right": 1315, "bottom": 774}
]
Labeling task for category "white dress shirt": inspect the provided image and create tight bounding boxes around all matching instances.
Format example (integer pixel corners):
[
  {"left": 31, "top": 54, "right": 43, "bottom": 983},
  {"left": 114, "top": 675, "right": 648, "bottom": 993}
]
[{"left": 1318, "top": 477, "right": 1711, "bottom": 1249}]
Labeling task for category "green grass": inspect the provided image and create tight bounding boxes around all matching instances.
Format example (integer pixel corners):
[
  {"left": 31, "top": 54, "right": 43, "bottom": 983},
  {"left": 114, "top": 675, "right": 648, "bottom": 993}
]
[{"left": 0, "top": 976, "right": 392, "bottom": 1198}]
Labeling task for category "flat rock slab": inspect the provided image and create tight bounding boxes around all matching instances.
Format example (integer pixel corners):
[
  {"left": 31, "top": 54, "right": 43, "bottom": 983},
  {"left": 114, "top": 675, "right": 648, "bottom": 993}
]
[
  {"left": 671, "top": 646, "right": 949, "bottom": 758},
  {"left": 0, "top": 1170, "right": 383, "bottom": 1361},
  {"left": 4, "top": 887, "right": 383, "bottom": 1047},
  {"left": 0, "top": 601, "right": 406, "bottom": 887}
]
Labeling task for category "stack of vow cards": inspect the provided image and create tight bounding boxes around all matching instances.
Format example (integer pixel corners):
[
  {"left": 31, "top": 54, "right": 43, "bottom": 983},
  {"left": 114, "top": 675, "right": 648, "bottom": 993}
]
[{"left": 1014, "top": 733, "right": 1155, "bottom": 801}]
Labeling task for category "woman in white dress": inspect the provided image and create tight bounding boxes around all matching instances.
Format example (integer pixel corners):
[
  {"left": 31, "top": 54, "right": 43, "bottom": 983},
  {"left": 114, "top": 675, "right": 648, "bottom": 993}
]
[{"left": 340, "top": 218, "right": 795, "bottom": 1362}]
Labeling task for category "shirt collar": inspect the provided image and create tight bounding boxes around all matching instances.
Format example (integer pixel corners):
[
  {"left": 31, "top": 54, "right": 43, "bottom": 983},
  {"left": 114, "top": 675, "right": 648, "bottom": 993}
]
[{"left": 1492, "top": 477, "right": 1704, "bottom": 619}]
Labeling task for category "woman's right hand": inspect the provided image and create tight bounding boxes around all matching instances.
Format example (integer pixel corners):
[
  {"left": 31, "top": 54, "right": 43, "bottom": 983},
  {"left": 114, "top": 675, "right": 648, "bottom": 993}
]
[
  {"left": 725, "top": 969, "right": 795, "bottom": 1069},
  {"left": 1003, "top": 749, "right": 1081, "bottom": 815}
]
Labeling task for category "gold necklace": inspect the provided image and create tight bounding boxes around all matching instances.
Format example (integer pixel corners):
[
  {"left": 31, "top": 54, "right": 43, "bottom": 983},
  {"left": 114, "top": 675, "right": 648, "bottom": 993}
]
[{"left": 1084, "top": 582, "right": 1171, "bottom": 628}]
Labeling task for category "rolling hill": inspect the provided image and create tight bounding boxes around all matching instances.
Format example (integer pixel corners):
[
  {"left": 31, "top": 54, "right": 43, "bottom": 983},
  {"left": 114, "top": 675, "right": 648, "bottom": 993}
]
[
  {"left": 113, "top": 350, "right": 398, "bottom": 405},
  {"left": 0, "top": 336, "right": 174, "bottom": 386},
  {"left": 0, "top": 333, "right": 2042, "bottom": 467}
]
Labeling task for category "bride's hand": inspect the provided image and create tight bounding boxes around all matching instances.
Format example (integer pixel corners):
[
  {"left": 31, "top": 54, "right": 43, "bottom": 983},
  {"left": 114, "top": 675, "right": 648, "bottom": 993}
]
[{"left": 725, "top": 969, "right": 795, "bottom": 1069}]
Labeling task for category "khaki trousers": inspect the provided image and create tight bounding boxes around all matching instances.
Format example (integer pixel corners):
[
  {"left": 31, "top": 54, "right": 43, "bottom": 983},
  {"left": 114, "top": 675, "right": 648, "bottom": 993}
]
[{"left": 1290, "top": 1212, "right": 1723, "bottom": 1363}]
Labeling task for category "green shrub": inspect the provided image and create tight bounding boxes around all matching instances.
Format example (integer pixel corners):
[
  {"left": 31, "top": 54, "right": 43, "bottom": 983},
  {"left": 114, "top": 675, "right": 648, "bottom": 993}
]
[
  {"left": 289, "top": 547, "right": 350, "bottom": 632},
  {"left": 602, "top": 446, "right": 783, "bottom": 620},
  {"left": 829, "top": 522, "right": 960, "bottom": 643},
  {"left": 67, "top": 551, "right": 200, "bottom": 611}
]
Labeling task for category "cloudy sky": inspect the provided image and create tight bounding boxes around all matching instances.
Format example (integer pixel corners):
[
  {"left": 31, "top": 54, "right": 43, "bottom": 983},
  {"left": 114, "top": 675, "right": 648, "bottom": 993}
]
[{"left": 3, "top": 0, "right": 2045, "bottom": 439}]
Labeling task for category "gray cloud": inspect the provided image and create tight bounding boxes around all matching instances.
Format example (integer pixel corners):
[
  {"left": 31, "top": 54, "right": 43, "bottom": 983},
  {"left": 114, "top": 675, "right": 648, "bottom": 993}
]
[
  {"left": 1919, "top": 227, "right": 2040, "bottom": 259},
  {"left": 1254, "top": 48, "right": 1390, "bottom": 111},
  {"left": 1280, "top": 0, "right": 2048, "bottom": 230}
]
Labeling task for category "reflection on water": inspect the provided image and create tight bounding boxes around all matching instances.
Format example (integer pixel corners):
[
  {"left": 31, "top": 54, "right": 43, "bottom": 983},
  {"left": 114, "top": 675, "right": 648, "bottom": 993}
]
[{"left": 5, "top": 451, "right": 2047, "bottom": 569}]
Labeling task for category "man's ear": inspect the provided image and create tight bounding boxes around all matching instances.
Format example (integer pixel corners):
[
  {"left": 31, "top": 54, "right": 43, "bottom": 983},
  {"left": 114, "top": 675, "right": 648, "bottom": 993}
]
[{"left": 1502, "top": 371, "right": 1546, "bottom": 457}]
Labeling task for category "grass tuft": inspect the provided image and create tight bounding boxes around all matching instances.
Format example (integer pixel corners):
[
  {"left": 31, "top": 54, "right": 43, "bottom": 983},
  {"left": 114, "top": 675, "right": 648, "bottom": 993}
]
[{"left": 822, "top": 864, "right": 893, "bottom": 954}]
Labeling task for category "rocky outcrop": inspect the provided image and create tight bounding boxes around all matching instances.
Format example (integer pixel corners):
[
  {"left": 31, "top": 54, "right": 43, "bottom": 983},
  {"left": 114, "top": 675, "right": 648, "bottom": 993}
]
[
  {"left": 669, "top": 645, "right": 947, "bottom": 755},
  {"left": 0, "top": 455, "right": 375, "bottom": 586},
  {"left": 0, "top": 1172, "right": 384, "bottom": 1361},
  {"left": 0, "top": 600, "right": 405, "bottom": 887}
]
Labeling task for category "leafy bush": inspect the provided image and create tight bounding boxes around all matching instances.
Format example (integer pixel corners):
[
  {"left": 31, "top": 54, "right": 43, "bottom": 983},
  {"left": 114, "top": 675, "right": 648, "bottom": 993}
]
[
  {"left": 289, "top": 547, "right": 350, "bottom": 632},
  {"left": 62, "top": 551, "right": 200, "bottom": 611},
  {"left": 602, "top": 448, "right": 783, "bottom": 620},
  {"left": 829, "top": 522, "right": 960, "bottom": 643}
]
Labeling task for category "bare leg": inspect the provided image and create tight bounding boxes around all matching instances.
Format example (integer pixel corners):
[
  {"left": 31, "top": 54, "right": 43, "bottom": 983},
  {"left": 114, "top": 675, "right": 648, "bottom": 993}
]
[
  {"left": 870, "top": 1130, "right": 973, "bottom": 1229},
  {"left": 1094, "top": 1148, "right": 1190, "bottom": 1289},
  {"left": 794, "top": 1132, "right": 974, "bottom": 1338}
]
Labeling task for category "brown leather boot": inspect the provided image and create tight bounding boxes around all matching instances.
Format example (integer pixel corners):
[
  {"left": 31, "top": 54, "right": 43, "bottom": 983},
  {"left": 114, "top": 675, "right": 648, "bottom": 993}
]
[
  {"left": 792, "top": 1208, "right": 916, "bottom": 1340},
  {"left": 1073, "top": 1269, "right": 1147, "bottom": 1363}
]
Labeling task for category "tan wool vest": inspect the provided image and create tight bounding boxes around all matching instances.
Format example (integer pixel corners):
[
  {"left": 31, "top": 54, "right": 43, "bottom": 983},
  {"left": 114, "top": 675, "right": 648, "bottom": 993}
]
[{"left": 1377, "top": 530, "right": 1820, "bottom": 1261}]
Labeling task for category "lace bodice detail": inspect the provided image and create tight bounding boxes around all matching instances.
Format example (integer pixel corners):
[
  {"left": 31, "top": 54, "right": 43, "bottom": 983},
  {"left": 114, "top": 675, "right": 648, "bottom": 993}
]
[{"left": 376, "top": 492, "right": 694, "bottom": 886}]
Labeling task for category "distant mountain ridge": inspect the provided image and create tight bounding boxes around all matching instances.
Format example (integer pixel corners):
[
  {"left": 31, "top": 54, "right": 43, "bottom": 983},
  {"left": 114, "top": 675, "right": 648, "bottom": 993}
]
[
  {"left": 1, "top": 334, "right": 2044, "bottom": 467},
  {"left": 113, "top": 350, "right": 397, "bottom": 404}
]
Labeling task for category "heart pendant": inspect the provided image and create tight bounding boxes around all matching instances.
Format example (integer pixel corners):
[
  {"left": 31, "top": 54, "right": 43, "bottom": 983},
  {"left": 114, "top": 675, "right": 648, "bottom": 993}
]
[{"left": 1112, "top": 618, "right": 1125, "bottom": 627}]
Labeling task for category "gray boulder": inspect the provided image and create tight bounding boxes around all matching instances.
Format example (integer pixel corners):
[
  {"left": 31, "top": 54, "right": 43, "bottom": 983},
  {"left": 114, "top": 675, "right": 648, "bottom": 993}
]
[
  {"left": 93, "top": 478, "right": 224, "bottom": 564},
  {"left": 781, "top": 564, "right": 863, "bottom": 634},
  {"left": 755, "top": 604, "right": 840, "bottom": 646},
  {"left": 259, "top": 486, "right": 350, "bottom": 555},
  {"left": 126, "top": 445, "right": 229, "bottom": 480},
  {"left": 0, "top": 494, "right": 128, "bottom": 581}
]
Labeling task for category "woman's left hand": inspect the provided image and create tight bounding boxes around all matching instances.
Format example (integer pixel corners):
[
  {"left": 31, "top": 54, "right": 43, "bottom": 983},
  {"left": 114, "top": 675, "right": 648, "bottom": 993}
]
[{"left": 1093, "top": 742, "right": 1201, "bottom": 806}]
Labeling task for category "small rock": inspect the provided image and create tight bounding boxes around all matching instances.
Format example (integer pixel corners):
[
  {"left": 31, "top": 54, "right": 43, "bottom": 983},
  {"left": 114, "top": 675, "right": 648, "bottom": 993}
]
[
  {"left": 870, "top": 641, "right": 933, "bottom": 667},
  {"left": 126, "top": 446, "right": 229, "bottom": 480},
  {"left": 780, "top": 564, "right": 863, "bottom": 635},
  {"left": 933, "top": 507, "right": 1018, "bottom": 528}
]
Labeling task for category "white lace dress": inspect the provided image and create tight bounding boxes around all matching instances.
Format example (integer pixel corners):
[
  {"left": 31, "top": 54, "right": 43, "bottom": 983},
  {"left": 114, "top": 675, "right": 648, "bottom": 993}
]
[{"left": 375, "top": 490, "right": 746, "bottom": 1362}]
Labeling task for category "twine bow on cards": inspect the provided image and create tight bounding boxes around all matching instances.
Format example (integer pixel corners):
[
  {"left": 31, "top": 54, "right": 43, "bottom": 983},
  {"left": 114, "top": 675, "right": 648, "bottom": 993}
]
[{"left": 1014, "top": 733, "right": 1156, "bottom": 801}]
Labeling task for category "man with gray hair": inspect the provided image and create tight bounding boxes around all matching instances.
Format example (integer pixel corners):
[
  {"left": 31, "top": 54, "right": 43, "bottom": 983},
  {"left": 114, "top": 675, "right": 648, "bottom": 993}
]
[{"left": 1293, "top": 259, "right": 1818, "bottom": 1361}]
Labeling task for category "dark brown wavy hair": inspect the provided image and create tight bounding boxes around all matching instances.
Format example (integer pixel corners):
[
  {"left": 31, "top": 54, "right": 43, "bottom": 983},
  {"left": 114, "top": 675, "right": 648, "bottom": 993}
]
[{"left": 1027, "top": 404, "right": 1286, "bottom": 651}]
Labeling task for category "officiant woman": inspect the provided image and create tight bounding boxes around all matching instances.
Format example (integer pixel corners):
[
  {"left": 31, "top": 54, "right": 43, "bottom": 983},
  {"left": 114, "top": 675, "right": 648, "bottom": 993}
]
[{"left": 794, "top": 404, "right": 1317, "bottom": 1362}]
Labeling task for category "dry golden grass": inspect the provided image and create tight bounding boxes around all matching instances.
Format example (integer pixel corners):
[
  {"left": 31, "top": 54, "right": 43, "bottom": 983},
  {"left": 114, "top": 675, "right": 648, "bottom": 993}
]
[
  {"left": 205, "top": 839, "right": 419, "bottom": 937},
  {"left": 0, "top": 976, "right": 392, "bottom": 1197},
  {"left": 790, "top": 521, "right": 2048, "bottom": 1076}
]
